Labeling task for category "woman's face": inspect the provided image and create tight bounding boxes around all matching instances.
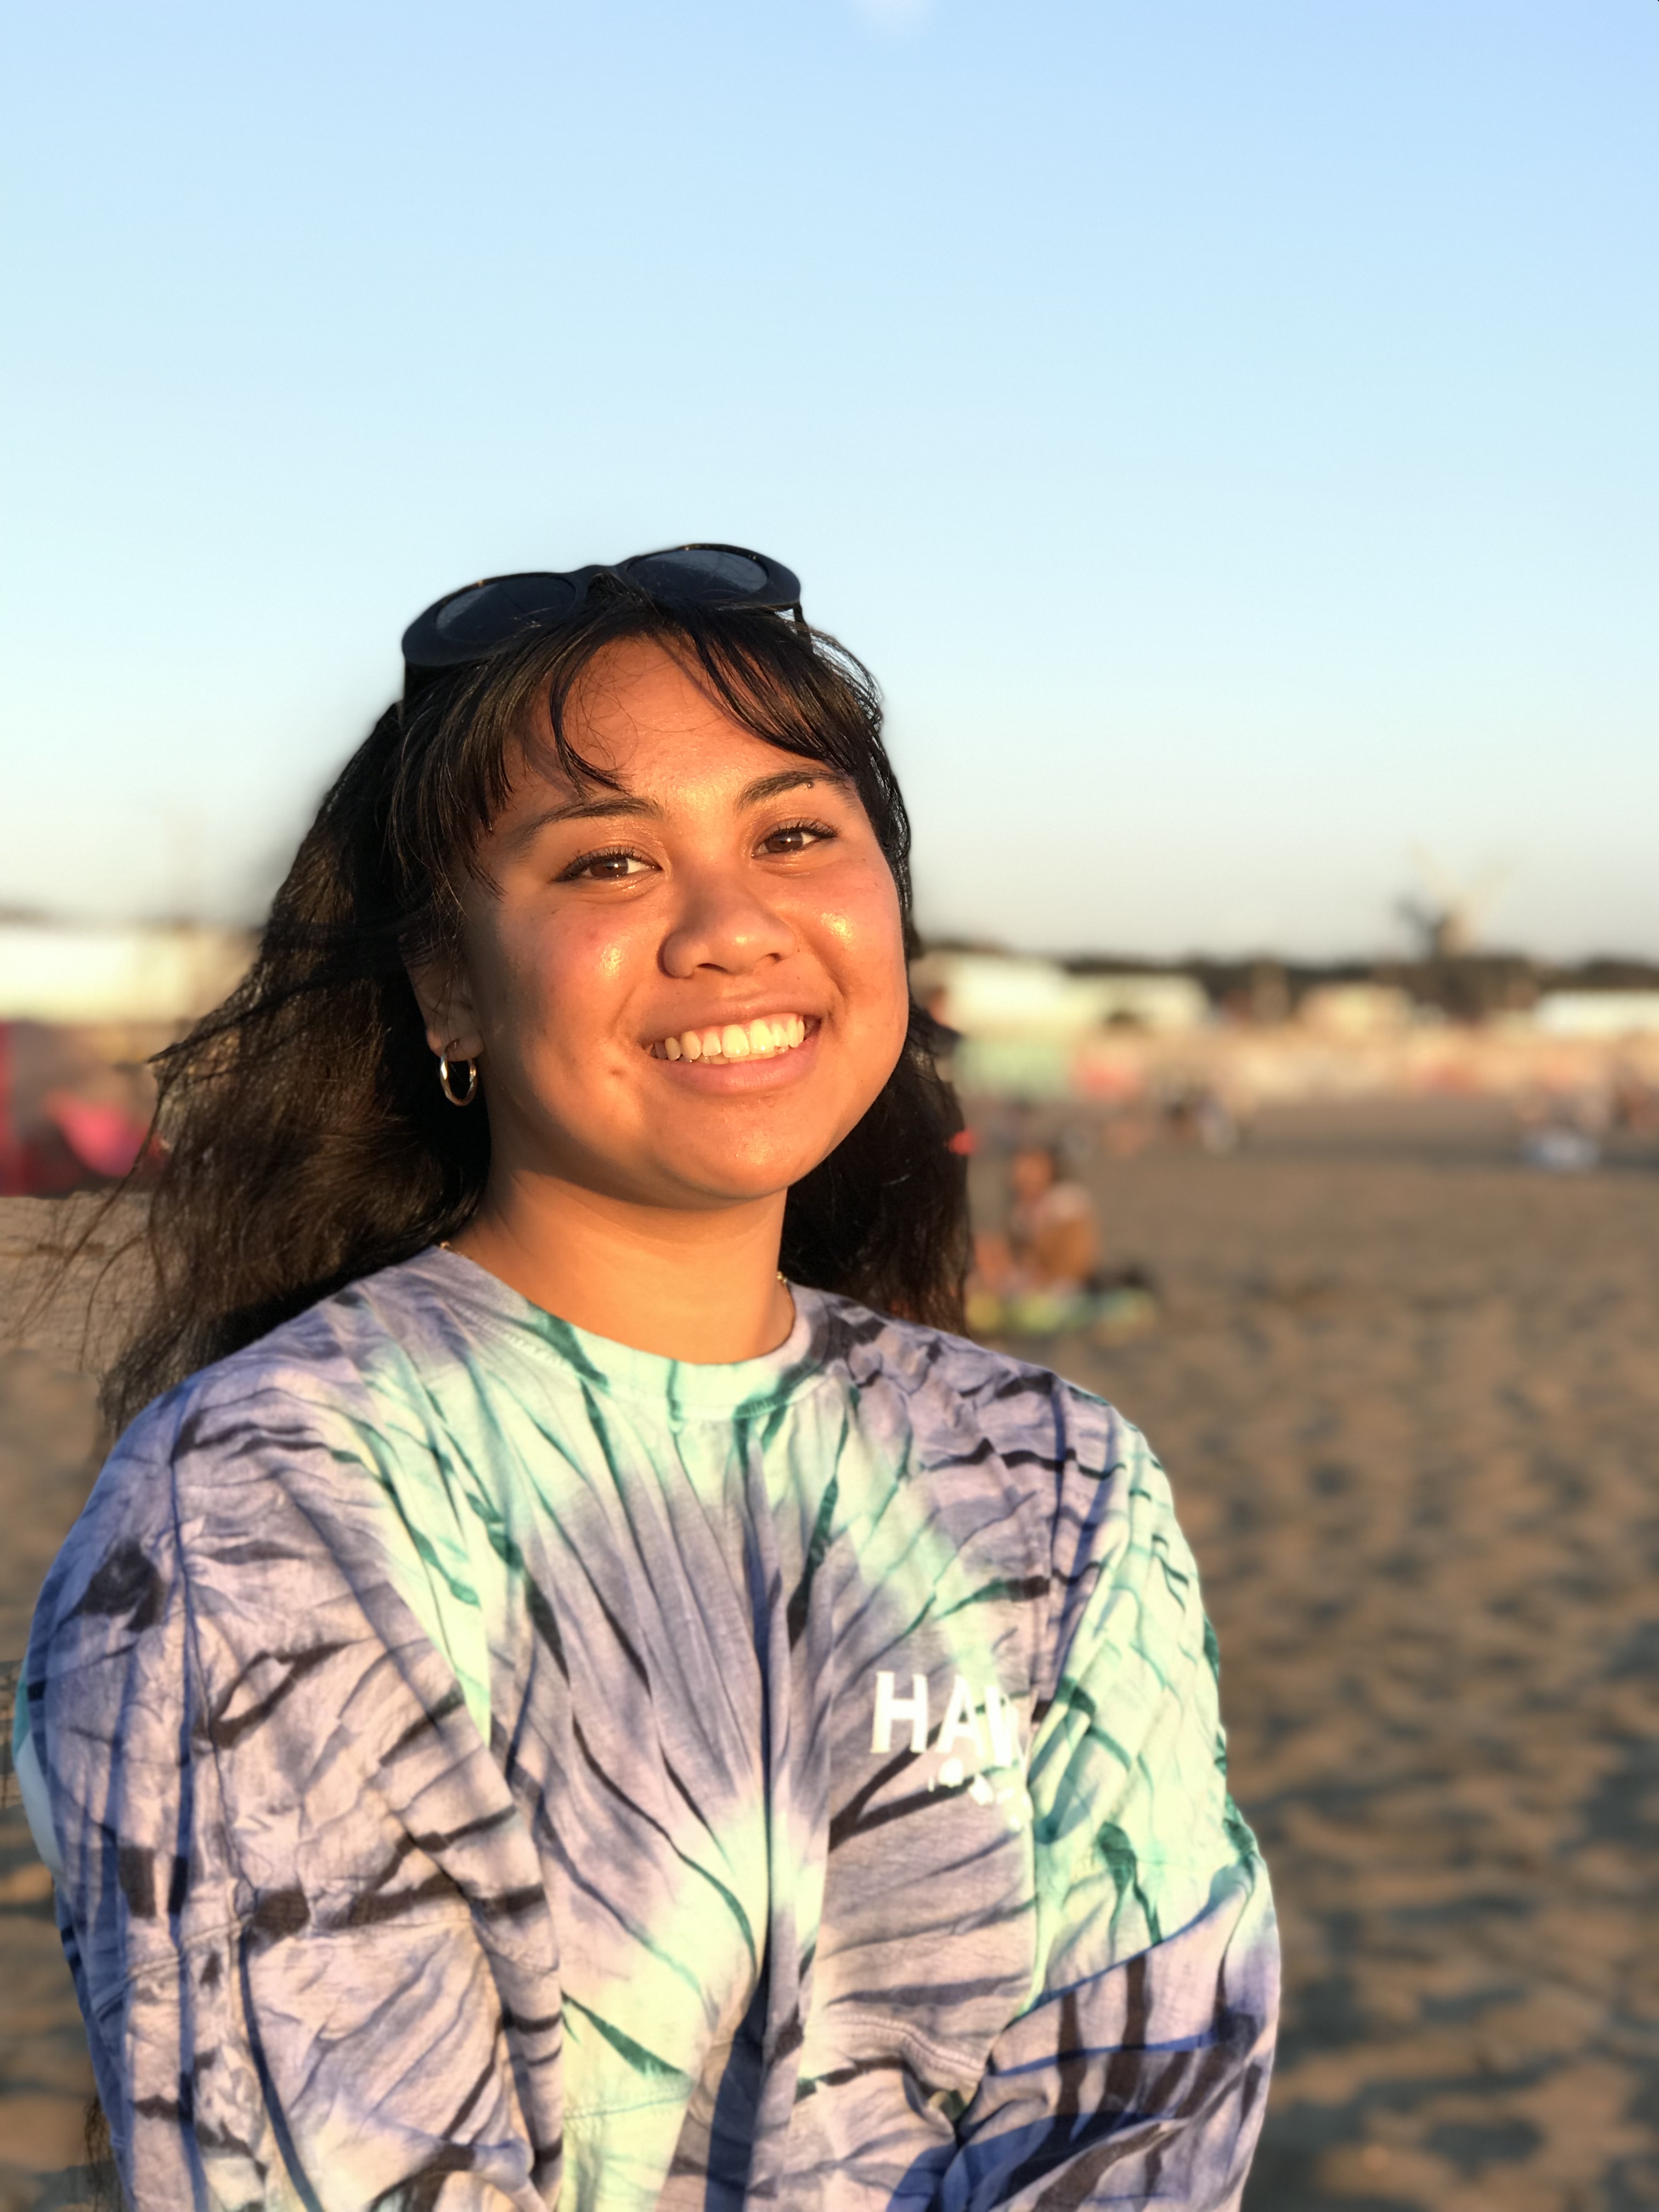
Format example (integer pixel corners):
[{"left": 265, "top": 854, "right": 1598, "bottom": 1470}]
[{"left": 418, "top": 639, "right": 911, "bottom": 1215}]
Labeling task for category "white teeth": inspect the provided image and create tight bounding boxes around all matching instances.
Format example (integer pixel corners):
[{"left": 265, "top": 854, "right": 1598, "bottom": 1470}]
[{"left": 656, "top": 1016, "right": 811, "bottom": 1063}]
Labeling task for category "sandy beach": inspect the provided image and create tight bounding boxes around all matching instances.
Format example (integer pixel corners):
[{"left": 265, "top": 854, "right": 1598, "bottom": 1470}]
[
  {"left": 2, "top": 1102, "right": 1655, "bottom": 2210},
  {"left": 1052, "top": 1103, "right": 1658, "bottom": 2212}
]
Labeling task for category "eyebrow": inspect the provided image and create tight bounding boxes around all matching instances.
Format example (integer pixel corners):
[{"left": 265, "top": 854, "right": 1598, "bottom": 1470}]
[
  {"left": 511, "top": 766, "right": 851, "bottom": 844},
  {"left": 740, "top": 768, "right": 851, "bottom": 806}
]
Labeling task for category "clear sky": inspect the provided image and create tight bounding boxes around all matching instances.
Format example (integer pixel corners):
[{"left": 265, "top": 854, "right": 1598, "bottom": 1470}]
[{"left": 2, "top": 0, "right": 1654, "bottom": 959}]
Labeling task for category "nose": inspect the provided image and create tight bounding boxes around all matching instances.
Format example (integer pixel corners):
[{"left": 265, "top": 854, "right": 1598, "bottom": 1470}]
[{"left": 659, "top": 866, "right": 798, "bottom": 979}]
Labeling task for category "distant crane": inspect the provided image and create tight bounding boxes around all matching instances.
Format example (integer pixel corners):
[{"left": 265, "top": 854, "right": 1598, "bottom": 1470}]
[{"left": 1397, "top": 849, "right": 1508, "bottom": 961}]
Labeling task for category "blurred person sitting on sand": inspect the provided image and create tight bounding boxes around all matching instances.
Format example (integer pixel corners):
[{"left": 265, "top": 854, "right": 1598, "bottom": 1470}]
[
  {"left": 19, "top": 548, "right": 1276, "bottom": 2211},
  {"left": 985, "top": 1142, "right": 1101, "bottom": 1296}
]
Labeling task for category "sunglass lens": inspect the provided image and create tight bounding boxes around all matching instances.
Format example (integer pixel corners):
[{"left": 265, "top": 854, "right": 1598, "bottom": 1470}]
[
  {"left": 433, "top": 574, "right": 581, "bottom": 648},
  {"left": 624, "top": 548, "right": 771, "bottom": 601}
]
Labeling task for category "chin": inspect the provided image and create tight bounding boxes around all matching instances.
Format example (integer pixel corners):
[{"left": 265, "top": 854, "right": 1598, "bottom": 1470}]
[{"left": 655, "top": 1133, "right": 839, "bottom": 1206}]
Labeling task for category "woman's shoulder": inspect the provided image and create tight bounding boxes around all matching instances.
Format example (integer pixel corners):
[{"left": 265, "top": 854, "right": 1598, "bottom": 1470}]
[
  {"left": 131, "top": 1246, "right": 478, "bottom": 1432},
  {"left": 33, "top": 1254, "right": 472, "bottom": 1636},
  {"left": 808, "top": 1289, "right": 1133, "bottom": 1469},
  {"left": 810, "top": 1286, "right": 1108, "bottom": 1401},
  {"left": 75, "top": 1250, "right": 481, "bottom": 1549},
  {"left": 808, "top": 1295, "right": 1188, "bottom": 1672}
]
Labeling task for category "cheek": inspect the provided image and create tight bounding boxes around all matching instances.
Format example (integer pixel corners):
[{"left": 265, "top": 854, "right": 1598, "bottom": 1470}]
[
  {"left": 472, "top": 908, "right": 632, "bottom": 1052},
  {"left": 825, "top": 874, "right": 911, "bottom": 1052}
]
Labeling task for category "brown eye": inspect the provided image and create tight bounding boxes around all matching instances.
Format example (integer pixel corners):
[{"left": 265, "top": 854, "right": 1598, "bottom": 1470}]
[
  {"left": 558, "top": 848, "right": 652, "bottom": 883},
  {"left": 761, "top": 820, "right": 833, "bottom": 856}
]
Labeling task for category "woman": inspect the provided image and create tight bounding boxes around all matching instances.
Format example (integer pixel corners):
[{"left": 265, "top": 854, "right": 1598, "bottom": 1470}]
[{"left": 21, "top": 548, "right": 1277, "bottom": 2210}]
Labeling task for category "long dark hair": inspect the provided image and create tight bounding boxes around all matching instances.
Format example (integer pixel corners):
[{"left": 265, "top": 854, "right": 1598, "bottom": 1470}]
[{"left": 98, "top": 580, "right": 968, "bottom": 1430}]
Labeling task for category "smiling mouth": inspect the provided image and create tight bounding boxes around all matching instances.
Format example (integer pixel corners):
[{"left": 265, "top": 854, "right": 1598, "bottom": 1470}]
[{"left": 650, "top": 1014, "right": 812, "bottom": 1064}]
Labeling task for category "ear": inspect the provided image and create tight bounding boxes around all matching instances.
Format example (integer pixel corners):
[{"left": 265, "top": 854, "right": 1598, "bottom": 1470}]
[{"left": 407, "top": 953, "right": 484, "bottom": 1064}]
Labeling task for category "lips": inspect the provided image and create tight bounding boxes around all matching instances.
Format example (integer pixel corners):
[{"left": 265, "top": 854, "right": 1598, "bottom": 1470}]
[{"left": 650, "top": 1014, "right": 811, "bottom": 1064}]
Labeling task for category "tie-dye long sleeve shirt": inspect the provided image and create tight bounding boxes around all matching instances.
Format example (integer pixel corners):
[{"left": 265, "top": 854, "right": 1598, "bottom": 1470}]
[{"left": 22, "top": 1248, "right": 1277, "bottom": 2211}]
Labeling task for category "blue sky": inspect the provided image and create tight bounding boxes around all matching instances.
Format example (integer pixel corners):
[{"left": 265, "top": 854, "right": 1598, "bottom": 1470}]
[{"left": 2, "top": 0, "right": 1654, "bottom": 957}]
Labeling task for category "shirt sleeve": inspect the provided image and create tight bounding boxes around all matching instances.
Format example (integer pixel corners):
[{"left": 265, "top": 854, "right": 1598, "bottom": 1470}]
[
  {"left": 935, "top": 1408, "right": 1278, "bottom": 2210},
  {"left": 24, "top": 1369, "right": 565, "bottom": 2212}
]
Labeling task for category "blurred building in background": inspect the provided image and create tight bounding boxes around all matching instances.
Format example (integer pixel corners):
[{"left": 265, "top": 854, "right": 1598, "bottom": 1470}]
[
  {"left": 913, "top": 942, "right": 1659, "bottom": 1149},
  {"left": 1533, "top": 989, "right": 1659, "bottom": 1037}
]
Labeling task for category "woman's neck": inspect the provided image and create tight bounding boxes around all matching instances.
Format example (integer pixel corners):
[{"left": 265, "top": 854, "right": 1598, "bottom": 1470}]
[{"left": 450, "top": 1172, "right": 795, "bottom": 1363}]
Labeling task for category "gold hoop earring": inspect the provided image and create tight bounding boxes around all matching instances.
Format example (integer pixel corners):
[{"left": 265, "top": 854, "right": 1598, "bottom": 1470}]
[{"left": 438, "top": 1051, "right": 479, "bottom": 1108}]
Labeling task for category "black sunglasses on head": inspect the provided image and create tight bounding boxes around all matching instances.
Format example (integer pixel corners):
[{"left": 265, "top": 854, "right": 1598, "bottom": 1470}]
[{"left": 400, "top": 543, "right": 804, "bottom": 674}]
